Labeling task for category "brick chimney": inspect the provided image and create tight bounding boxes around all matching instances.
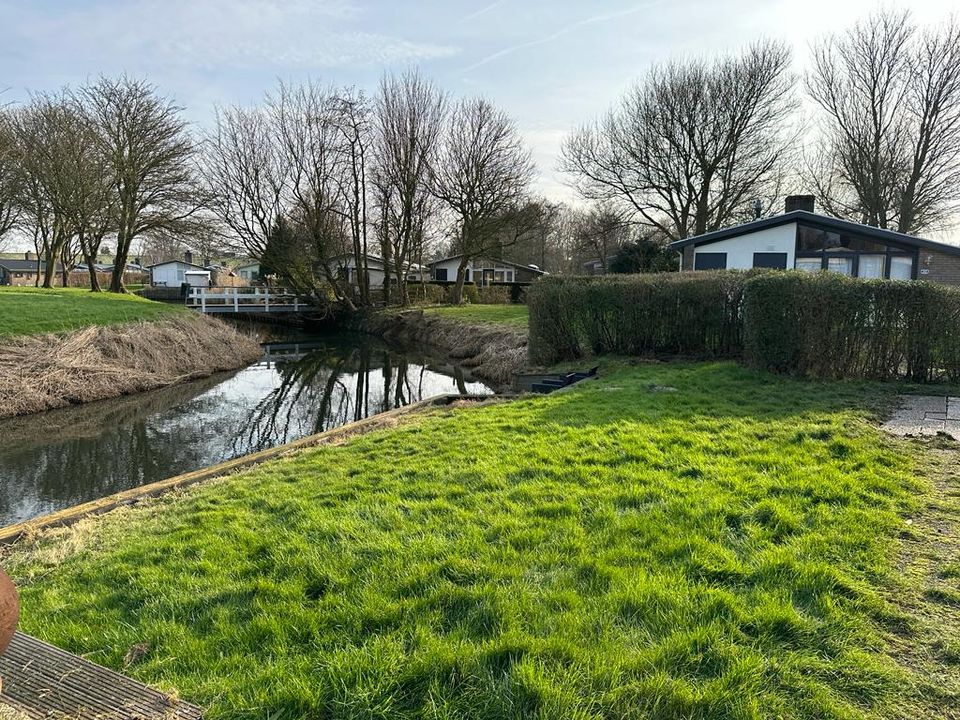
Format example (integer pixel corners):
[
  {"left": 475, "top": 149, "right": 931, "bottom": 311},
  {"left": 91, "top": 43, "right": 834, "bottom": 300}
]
[
  {"left": 785, "top": 195, "right": 815, "bottom": 214},
  {"left": 184, "top": 250, "right": 193, "bottom": 265},
  {"left": 24, "top": 251, "right": 34, "bottom": 261}
]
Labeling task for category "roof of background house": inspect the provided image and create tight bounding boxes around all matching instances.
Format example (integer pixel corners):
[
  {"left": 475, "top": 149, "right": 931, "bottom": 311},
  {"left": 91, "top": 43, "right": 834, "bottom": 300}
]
[
  {"left": 667, "top": 210, "right": 960, "bottom": 258},
  {"left": 146, "top": 259, "right": 210, "bottom": 270},
  {"left": 428, "top": 255, "right": 548, "bottom": 275},
  {"left": 0, "top": 259, "right": 62, "bottom": 272},
  {"left": 327, "top": 253, "right": 425, "bottom": 271}
]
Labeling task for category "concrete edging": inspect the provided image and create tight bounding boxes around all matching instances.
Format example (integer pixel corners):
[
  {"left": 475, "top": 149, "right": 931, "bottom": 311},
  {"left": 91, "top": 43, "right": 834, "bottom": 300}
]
[{"left": 0, "top": 393, "right": 489, "bottom": 546}]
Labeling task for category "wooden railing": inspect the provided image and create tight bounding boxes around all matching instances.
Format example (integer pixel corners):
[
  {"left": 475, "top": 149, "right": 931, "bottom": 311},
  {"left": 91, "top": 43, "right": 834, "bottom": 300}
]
[{"left": 186, "top": 287, "right": 309, "bottom": 314}]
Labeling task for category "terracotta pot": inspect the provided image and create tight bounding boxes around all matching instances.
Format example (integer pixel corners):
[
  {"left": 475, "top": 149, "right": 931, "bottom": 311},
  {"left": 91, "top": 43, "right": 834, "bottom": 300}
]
[{"left": 0, "top": 567, "right": 18, "bottom": 655}]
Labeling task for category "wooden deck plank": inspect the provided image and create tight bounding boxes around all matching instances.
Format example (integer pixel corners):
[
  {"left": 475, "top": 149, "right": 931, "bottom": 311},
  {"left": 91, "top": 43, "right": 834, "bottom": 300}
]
[{"left": 0, "top": 633, "right": 202, "bottom": 719}]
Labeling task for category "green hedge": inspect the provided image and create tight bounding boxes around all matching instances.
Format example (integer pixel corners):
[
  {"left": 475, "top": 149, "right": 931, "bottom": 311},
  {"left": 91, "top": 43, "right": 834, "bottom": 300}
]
[
  {"left": 530, "top": 270, "right": 960, "bottom": 383},
  {"left": 742, "top": 272, "right": 960, "bottom": 382},
  {"left": 528, "top": 272, "right": 748, "bottom": 365}
]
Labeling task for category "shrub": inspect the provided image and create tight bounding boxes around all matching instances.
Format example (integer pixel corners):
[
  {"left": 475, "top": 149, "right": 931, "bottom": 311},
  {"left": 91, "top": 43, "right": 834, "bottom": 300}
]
[
  {"left": 528, "top": 272, "right": 749, "bottom": 365},
  {"left": 406, "top": 283, "right": 449, "bottom": 306},
  {"left": 477, "top": 286, "right": 511, "bottom": 304},
  {"left": 742, "top": 272, "right": 960, "bottom": 382}
]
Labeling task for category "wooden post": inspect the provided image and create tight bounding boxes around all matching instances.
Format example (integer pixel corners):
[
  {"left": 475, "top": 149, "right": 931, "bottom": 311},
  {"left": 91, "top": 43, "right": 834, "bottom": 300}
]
[
  {"left": 265, "top": 289, "right": 270, "bottom": 313},
  {"left": 200, "top": 288, "right": 206, "bottom": 313},
  {"left": 233, "top": 288, "right": 239, "bottom": 313}
]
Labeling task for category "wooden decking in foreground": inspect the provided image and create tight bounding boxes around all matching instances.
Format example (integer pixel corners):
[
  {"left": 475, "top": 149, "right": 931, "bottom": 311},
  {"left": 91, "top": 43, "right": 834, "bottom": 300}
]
[{"left": 0, "top": 632, "right": 202, "bottom": 719}]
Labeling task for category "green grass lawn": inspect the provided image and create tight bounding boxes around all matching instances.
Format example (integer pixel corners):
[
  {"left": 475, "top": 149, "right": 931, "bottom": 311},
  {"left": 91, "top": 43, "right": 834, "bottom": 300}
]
[
  {"left": 0, "top": 287, "right": 184, "bottom": 337},
  {"left": 423, "top": 304, "right": 529, "bottom": 330},
  {"left": 6, "top": 362, "right": 960, "bottom": 719}
]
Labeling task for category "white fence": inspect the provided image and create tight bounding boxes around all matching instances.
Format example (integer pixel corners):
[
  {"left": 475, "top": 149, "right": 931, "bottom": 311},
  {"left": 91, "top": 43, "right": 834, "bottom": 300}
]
[{"left": 187, "top": 287, "right": 309, "bottom": 314}]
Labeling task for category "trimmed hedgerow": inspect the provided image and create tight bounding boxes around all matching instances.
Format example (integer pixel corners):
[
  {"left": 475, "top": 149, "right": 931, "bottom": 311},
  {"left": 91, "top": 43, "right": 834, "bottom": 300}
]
[
  {"left": 528, "top": 272, "right": 749, "bottom": 365},
  {"left": 742, "top": 272, "right": 960, "bottom": 382},
  {"left": 530, "top": 270, "right": 960, "bottom": 383}
]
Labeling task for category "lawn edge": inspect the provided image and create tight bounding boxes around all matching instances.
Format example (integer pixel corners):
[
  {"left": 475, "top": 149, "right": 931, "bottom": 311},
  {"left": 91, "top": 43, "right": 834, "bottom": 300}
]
[{"left": 0, "top": 392, "right": 492, "bottom": 545}]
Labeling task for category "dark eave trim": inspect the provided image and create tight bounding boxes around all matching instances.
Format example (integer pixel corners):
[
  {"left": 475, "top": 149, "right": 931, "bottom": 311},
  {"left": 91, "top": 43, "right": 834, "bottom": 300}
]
[{"left": 667, "top": 211, "right": 960, "bottom": 258}]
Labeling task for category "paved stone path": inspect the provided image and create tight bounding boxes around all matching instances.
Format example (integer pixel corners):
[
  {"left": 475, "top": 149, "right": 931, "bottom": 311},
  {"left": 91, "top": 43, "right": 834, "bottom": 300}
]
[{"left": 882, "top": 395, "right": 960, "bottom": 440}]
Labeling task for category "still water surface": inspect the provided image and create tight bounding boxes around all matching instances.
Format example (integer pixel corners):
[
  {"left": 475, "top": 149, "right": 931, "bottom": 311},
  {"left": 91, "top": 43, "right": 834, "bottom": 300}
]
[{"left": 0, "top": 331, "right": 491, "bottom": 526}]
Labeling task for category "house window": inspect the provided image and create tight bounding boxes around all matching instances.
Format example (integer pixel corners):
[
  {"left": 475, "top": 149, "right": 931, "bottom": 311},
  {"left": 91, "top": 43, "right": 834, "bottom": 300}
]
[
  {"left": 494, "top": 270, "right": 505, "bottom": 282},
  {"left": 795, "top": 223, "right": 917, "bottom": 280},
  {"left": 506, "top": 270, "right": 514, "bottom": 282},
  {"left": 858, "top": 255, "right": 885, "bottom": 279},
  {"left": 753, "top": 252, "right": 787, "bottom": 269},
  {"left": 694, "top": 252, "right": 727, "bottom": 270},
  {"left": 827, "top": 257, "right": 853, "bottom": 276},
  {"left": 890, "top": 256, "right": 914, "bottom": 280},
  {"left": 464, "top": 269, "right": 470, "bottom": 282},
  {"left": 435, "top": 268, "right": 448, "bottom": 281}
]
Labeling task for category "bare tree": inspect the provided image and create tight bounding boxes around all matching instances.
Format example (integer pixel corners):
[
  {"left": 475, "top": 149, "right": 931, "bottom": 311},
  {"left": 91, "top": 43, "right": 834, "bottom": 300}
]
[
  {"left": 202, "top": 104, "right": 288, "bottom": 261},
  {"left": 269, "top": 81, "right": 361, "bottom": 307},
  {"left": 429, "top": 97, "right": 535, "bottom": 303},
  {"left": 561, "top": 41, "right": 797, "bottom": 241},
  {"left": 569, "top": 205, "right": 632, "bottom": 274},
  {"left": 83, "top": 77, "right": 200, "bottom": 292},
  {"left": 807, "top": 10, "right": 960, "bottom": 234},
  {"left": 372, "top": 70, "right": 447, "bottom": 304},
  {"left": 0, "top": 110, "right": 21, "bottom": 245}
]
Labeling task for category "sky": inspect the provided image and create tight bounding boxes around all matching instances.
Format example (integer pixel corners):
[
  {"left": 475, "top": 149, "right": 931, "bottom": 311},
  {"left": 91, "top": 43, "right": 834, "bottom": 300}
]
[{"left": 1, "top": 0, "right": 957, "bottom": 206}]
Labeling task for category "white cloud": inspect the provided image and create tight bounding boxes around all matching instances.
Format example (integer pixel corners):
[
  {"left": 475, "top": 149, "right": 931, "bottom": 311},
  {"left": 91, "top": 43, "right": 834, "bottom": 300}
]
[{"left": 3, "top": 0, "right": 458, "bottom": 72}]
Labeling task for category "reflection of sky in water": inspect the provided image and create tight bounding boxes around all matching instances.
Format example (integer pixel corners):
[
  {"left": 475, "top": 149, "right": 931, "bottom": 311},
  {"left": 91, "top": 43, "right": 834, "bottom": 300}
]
[{"left": 0, "top": 334, "right": 491, "bottom": 526}]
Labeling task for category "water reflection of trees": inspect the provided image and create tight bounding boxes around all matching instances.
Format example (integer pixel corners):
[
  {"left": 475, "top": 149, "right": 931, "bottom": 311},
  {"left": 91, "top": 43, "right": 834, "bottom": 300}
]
[
  {"left": 235, "top": 343, "right": 449, "bottom": 452},
  {"left": 0, "top": 337, "right": 489, "bottom": 526},
  {"left": 0, "top": 372, "right": 237, "bottom": 525}
]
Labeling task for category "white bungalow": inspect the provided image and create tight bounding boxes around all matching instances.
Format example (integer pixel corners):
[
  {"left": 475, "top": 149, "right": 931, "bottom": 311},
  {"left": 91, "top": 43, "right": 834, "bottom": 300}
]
[
  {"left": 669, "top": 196, "right": 960, "bottom": 284},
  {"left": 328, "top": 254, "right": 426, "bottom": 288},
  {"left": 428, "top": 256, "right": 547, "bottom": 285}
]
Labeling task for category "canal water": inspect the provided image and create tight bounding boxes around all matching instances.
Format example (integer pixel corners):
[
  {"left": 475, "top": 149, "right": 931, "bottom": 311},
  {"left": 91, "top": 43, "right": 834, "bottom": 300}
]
[{"left": 0, "top": 330, "right": 492, "bottom": 526}]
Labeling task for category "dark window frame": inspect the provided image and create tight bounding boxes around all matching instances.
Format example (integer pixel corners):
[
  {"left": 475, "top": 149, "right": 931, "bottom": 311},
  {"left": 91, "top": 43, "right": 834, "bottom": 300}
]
[{"left": 694, "top": 252, "right": 727, "bottom": 271}]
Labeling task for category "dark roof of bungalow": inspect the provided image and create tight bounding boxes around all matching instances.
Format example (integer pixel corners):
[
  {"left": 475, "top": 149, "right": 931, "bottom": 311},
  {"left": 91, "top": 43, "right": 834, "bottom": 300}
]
[
  {"left": 428, "top": 255, "right": 548, "bottom": 274},
  {"left": 0, "top": 259, "right": 63, "bottom": 272},
  {"left": 667, "top": 210, "right": 960, "bottom": 257}
]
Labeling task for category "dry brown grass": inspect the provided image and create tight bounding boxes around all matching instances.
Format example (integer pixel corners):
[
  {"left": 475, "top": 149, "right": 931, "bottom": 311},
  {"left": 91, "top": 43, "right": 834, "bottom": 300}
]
[{"left": 0, "top": 314, "right": 262, "bottom": 418}]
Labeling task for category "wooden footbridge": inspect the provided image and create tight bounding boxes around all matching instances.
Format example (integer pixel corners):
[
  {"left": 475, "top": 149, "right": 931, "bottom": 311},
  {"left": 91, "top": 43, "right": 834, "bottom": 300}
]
[{"left": 187, "top": 287, "right": 315, "bottom": 315}]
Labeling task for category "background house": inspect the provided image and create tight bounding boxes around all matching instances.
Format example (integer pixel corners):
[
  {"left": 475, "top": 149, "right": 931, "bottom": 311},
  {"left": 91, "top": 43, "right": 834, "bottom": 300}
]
[
  {"left": 328, "top": 254, "right": 426, "bottom": 288},
  {"left": 148, "top": 258, "right": 211, "bottom": 287},
  {"left": 428, "top": 256, "right": 546, "bottom": 285},
  {"left": 0, "top": 254, "right": 63, "bottom": 286},
  {"left": 669, "top": 196, "right": 960, "bottom": 284},
  {"left": 234, "top": 262, "right": 261, "bottom": 283}
]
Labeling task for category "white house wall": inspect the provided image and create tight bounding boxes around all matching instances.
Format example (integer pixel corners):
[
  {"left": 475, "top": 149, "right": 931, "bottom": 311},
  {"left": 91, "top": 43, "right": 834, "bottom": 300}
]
[
  {"left": 692, "top": 222, "right": 797, "bottom": 270},
  {"left": 150, "top": 262, "right": 195, "bottom": 286}
]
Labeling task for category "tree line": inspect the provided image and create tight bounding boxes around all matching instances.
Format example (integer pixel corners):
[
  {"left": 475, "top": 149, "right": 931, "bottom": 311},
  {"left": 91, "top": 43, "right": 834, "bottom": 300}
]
[
  {"left": 563, "top": 8, "right": 960, "bottom": 241},
  {"left": 0, "top": 8, "right": 956, "bottom": 304}
]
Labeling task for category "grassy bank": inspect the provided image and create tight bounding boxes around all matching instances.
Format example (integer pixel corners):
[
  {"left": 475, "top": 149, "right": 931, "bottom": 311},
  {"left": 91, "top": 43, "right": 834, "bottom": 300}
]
[
  {"left": 6, "top": 362, "right": 959, "bottom": 718},
  {"left": 0, "top": 287, "right": 183, "bottom": 337},
  {"left": 423, "top": 304, "right": 528, "bottom": 330}
]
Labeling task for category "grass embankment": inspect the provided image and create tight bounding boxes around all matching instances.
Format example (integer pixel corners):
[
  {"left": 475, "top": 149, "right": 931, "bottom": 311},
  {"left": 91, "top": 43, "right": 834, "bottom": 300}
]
[
  {"left": 0, "top": 288, "right": 261, "bottom": 418},
  {"left": 6, "top": 362, "right": 959, "bottom": 718},
  {"left": 0, "top": 287, "right": 183, "bottom": 337},
  {"left": 423, "top": 304, "right": 529, "bottom": 330}
]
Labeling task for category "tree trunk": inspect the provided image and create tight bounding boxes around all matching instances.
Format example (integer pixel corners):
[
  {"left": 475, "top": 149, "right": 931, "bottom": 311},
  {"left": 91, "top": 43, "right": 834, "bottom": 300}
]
[{"left": 452, "top": 255, "right": 470, "bottom": 305}]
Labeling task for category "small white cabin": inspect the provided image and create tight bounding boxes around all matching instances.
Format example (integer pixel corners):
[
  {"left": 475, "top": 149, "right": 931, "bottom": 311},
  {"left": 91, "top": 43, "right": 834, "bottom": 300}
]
[
  {"left": 183, "top": 270, "right": 211, "bottom": 288},
  {"left": 148, "top": 260, "right": 209, "bottom": 287}
]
